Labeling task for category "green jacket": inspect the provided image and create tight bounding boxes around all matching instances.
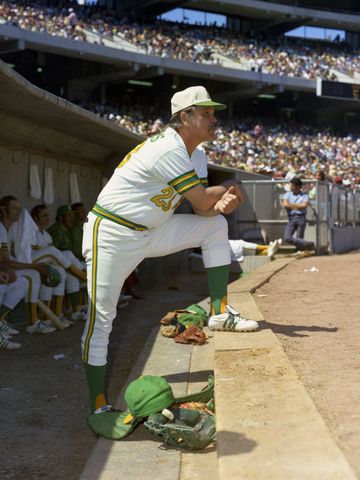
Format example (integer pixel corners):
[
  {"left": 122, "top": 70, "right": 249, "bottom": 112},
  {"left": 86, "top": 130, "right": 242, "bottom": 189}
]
[
  {"left": 70, "top": 224, "right": 84, "bottom": 260},
  {"left": 47, "top": 222, "right": 73, "bottom": 251}
]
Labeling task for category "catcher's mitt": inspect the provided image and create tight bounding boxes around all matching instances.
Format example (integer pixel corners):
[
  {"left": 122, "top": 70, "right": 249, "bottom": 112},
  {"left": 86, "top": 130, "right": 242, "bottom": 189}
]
[
  {"left": 174, "top": 325, "right": 207, "bottom": 345},
  {"left": 144, "top": 407, "right": 216, "bottom": 451}
]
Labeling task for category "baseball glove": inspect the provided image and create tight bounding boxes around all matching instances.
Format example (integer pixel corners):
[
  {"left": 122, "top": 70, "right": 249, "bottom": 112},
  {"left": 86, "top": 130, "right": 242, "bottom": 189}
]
[
  {"left": 144, "top": 407, "right": 216, "bottom": 451},
  {"left": 174, "top": 325, "right": 207, "bottom": 345}
]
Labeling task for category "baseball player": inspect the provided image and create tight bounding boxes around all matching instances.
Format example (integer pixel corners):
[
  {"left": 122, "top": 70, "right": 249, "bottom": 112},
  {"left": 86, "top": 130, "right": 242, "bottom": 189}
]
[
  {"left": 31, "top": 204, "right": 87, "bottom": 322},
  {"left": 47, "top": 205, "right": 87, "bottom": 320},
  {"left": 0, "top": 196, "right": 55, "bottom": 334},
  {"left": 82, "top": 86, "right": 258, "bottom": 437}
]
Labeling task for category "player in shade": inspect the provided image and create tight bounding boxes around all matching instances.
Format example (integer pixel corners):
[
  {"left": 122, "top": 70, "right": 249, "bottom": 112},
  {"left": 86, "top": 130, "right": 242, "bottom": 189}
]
[{"left": 81, "top": 86, "right": 259, "bottom": 437}]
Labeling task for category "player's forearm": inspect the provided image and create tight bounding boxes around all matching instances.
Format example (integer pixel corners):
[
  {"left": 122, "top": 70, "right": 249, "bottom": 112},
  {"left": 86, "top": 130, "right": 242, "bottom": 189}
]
[
  {"left": 184, "top": 185, "right": 227, "bottom": 212},
  {"left": 8, "top": 259, "right": 39, "bottom": 271},
  {"left": 287, "top": 203, "right": 307, "bottom": 210},
  {"left": 192, "top": 206, "right": 222, "bottom": 217}
]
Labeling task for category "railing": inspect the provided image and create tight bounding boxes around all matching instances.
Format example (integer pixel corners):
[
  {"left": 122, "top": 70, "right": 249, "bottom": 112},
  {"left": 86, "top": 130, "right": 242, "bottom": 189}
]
[{"left": 331, "top": 185, "right": 360, "bottom": 227}]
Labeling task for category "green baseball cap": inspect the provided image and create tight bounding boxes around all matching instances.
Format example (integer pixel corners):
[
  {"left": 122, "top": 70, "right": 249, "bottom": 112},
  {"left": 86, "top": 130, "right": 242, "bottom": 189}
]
[
  {"left": 57, "top": 205, "right": 73, "bottom": 217},
  {"left": 124, "top": 375, "right": 175, "bottom": 421}
]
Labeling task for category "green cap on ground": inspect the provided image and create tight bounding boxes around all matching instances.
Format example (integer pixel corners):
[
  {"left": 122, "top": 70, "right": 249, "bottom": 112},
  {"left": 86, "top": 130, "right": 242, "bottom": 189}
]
[{"left": 124, "top": 375, "right": 175, "bottom": 419}]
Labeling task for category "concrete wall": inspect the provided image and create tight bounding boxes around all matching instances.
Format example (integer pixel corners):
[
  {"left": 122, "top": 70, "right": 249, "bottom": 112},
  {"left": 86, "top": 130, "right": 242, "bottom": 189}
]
[
  {"left": 0, "top": 146, "right": 103, "bottom": 219},
  {"left": 332, "top": 226, "right": 360, "bottom": 254}
]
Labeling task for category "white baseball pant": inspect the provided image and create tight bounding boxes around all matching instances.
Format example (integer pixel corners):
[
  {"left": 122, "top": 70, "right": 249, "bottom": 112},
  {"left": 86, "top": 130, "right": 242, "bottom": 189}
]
[
  {"left": 0, "top": 276, "right": 28, "bottom": 310},
  {"left": 82, "top": 212, "right": 230, "bottom": 366},
  {"left": 18, "top": 270, "right": 41, "bottom": 303}
]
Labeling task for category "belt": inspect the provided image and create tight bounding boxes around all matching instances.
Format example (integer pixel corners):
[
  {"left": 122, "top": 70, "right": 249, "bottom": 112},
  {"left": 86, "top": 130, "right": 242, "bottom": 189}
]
[
  {"left": 91, "top": 203, "right": 148, "bottom": 231},
  {"left": 289, "top": 214, "right": 306, "bottom": 218}
]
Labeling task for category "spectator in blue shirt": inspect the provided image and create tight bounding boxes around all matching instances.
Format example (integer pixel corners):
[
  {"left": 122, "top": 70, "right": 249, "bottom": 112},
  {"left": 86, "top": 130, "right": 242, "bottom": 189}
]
[{"left": 283, "top": 177, "right": 315, "bottom": 251}]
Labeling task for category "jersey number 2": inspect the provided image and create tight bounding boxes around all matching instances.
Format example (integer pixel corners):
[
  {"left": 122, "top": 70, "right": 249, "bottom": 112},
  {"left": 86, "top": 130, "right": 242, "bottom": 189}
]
[{"left": 151, "top": 187, "right": 178, "bottom": 211}]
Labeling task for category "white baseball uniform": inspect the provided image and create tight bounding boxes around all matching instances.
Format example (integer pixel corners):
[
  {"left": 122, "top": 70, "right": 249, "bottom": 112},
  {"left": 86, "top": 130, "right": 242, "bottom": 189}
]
[
  {"left": 0, "top": 222, "right": 41, "bottom": 303},
  {"left": 82, "top": 128, "right": 230, "bottom": 365},
  {"left": 0, "top": 276, "right": 28, "bottom": 310},
  {"left": 31, "top": 229, "right": 82, "bottom": 295}
]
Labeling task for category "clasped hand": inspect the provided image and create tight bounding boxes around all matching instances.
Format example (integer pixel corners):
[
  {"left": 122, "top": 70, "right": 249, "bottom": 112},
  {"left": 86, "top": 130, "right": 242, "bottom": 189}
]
[{"left": 215, "top": 186, "right": 243, "bottom": 214}]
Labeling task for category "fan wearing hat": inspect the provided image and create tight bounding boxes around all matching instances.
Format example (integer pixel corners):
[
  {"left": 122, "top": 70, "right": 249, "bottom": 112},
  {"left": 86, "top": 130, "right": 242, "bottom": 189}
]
[{"left": 81, "top": 86, "right": 259, "bottom": 438}]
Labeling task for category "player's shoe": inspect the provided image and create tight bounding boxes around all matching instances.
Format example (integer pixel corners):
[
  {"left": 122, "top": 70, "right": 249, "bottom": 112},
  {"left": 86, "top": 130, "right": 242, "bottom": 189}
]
[
  {"left": 0, "top": 333, "right": 21, "bottom": 350},
  {"left": 267, "top": 239, "right": 282, "bottom": 257},
  {"left": 26, "top": 319, "right": 56, "bottom": 335},
  {"left": 71, "top": 311, "right": 87, "bottom": 322},
  {"left": 44, "top": 314, "right": 73, "bottom": 329},
  {"left": 59, "top": 314, "right": 74, "bottom": 328},
  {"left": 208, "top": 305, "right": 259, "bottom": 332},
  {"left": 0, "top": 319, "right": 20, "bottom": 336}
]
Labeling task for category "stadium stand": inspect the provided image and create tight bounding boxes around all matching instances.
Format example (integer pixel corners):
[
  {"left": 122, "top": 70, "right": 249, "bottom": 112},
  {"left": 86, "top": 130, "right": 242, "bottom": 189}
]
[
  {"left": 0, "top": 1, "right": 359, "bottom": 81},
  {"left": 79, "top": 99, "right": 360, "bottom": 187}
]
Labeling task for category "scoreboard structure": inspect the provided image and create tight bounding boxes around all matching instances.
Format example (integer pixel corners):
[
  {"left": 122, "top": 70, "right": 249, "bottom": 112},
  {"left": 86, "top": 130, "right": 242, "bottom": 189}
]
[{"left": 316, "top": 79, "right": 360, "bottom": 101}]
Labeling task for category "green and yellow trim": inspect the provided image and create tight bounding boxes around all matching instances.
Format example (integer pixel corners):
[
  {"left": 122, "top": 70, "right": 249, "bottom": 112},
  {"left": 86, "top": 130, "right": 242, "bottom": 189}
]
[
  {"left": 200, "top": 177, "right": 208, "bottom": 187},
  {"left": 32, "top": 254, "right": 64, "bottom": 268},
  {"left": 92, "top": 204, "right": 147, "bottom": 232},
  {"left": 168, "top": 170, "right": 200, "bottom": 194},
  {"left": 83, "top": 216, "right": 101, "bottom": 363}
]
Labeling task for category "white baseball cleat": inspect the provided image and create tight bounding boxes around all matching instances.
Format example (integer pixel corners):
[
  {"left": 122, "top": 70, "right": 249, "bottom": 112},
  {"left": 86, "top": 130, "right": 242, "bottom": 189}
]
[
  {"left": 0, "top": 319, "right": 20, "bottom": 336},
  {"left": 0, "top": 333, "right": 21, "bottom": 350},
  {"left": 26, "top": 319, "right": 56, "bottom": 335},
  {"left": 267, "top": 238, "right": 282, "bottom": 257},
  {"left": 208, "top": 305, "right": 259, "bottom": 332}
]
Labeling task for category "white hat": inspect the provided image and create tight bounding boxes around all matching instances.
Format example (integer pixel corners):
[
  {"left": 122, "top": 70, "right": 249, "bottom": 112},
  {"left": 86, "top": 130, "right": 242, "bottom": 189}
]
[{"left": 170, "top": 86, "right": 226, "bottom": 115}]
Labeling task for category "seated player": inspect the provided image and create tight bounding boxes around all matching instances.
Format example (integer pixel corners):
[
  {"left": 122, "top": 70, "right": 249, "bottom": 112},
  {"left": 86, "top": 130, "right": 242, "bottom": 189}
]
[
  {"left": 0, "top": 196, "right": 55, "bottom": 335},
  {"left": 31, "top": 204, "right": 87, "bottom": 322}
]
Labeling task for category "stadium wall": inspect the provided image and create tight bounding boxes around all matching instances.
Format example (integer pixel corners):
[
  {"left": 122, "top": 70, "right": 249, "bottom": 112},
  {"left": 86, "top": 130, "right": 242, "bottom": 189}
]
[{"left": 0, "top": 145, "right": 103, "bottom": 219}]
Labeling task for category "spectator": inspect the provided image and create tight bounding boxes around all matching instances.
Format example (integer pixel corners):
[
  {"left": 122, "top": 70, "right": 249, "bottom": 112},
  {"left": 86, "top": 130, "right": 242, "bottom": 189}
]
[{"left": 283, "top": 177, "right": 315, "bottom": 251}]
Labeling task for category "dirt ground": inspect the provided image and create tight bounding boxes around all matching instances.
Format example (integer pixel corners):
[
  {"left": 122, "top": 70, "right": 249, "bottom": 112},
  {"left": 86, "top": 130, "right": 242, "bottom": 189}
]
[
  {"left": 254, "top": 252, "right": 360, "bottom": 478},
  {"left": 1, "top": 255, "right": 359, "bottom": 479}
]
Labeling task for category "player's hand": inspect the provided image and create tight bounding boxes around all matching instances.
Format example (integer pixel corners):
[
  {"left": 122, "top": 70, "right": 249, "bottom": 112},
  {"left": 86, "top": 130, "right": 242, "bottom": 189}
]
[
  {"left": 0, "top": 271, "right": 10, "bottom": 284},
  {"left": 215, "top": 187, "right": 241, "bottom": 214},
  {"left": 221, "top": 180, "right": 243, "bottom": 205},
  {"left": 35, "top": 264, "right": 51, "bottom": 278}
]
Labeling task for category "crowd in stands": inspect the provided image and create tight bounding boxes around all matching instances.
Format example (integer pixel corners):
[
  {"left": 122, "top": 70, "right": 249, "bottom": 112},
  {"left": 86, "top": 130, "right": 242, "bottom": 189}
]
[
  {"left": 82, "top": 100, "right": 360, "bottom": 189},
  {"left": 1, "top": 1, "right": 359, "bottom": 80}
]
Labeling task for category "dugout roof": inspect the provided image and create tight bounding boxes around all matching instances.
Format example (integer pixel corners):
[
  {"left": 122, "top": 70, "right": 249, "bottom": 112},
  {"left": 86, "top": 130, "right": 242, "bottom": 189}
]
[{"left": 0, "top": 59, "right": 139, "bottom": 166}]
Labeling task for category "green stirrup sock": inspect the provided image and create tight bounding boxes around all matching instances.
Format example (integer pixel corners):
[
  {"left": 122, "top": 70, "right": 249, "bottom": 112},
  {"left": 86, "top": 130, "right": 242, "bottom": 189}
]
[
  {"left": 206, "top": 265, "right": 230, "bottom": 316},
  {"left": 84, "top": 363, "right": 107, "bottom": 413},
  {"left": 68, "top": 291, "right": 81, "bottom": 312}
]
